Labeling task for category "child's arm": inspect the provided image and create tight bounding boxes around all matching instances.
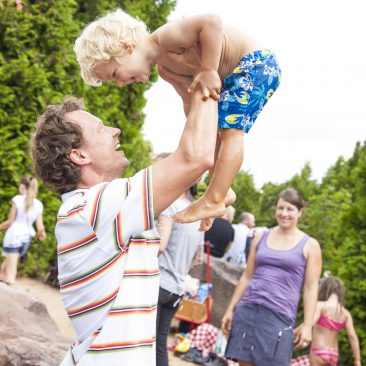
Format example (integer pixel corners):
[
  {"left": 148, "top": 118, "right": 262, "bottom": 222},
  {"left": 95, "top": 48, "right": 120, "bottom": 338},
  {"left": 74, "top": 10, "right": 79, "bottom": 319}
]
[
  {"left": 36, "top": 214, "right": 46, "bottom": 241},
  {"left": 158, "top": 14, "right": 223, "bottom": 100},
  {"left": 344, "top": 309, "right": 361, "bottom": 366}
]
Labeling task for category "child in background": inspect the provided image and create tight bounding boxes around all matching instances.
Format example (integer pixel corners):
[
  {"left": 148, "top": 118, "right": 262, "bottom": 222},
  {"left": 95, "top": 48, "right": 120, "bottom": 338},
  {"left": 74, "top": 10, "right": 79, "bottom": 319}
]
[
  {"left": 74, "top": 9, "right": 281, "bottom": 229},
  {"left": 294, "top": 276, "right": 361, "bottom": 366}
]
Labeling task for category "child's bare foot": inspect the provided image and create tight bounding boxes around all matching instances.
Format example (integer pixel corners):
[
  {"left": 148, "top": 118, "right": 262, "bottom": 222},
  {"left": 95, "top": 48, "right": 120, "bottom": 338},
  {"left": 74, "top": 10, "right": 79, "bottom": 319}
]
[
  {"left": 173, "top": 196, "right": 226, "bottom": 224},
  {"left": 225, "top": 187, "right": 237, "bottom": 206}
]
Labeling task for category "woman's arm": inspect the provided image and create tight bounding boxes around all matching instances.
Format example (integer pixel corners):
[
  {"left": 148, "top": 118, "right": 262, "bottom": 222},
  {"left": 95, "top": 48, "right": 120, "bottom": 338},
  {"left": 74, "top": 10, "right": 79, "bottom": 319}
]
[
  {"left": 35, "top": 214, "right": 46, "bottom": 241},
  {"left": 295, "top": 238, "right": 322, "bottom": 349},
  {"left": 221, "top": 232, "right": 261, "bottom": 335},
  {"left": 344, "top": 309, "right": 361, "bottom": 366},
  {"left": 0, "top": 203, "right": 16, "bottom": 230},
  {"left": 157, "top": 213, "right": 173, "bottom": 255}
]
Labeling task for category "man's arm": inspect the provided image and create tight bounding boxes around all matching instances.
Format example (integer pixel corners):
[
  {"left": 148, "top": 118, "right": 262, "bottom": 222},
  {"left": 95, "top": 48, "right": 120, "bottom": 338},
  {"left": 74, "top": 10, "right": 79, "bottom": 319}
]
[{"left": 152, "top": 72, "right": 217, "bottom": 216}]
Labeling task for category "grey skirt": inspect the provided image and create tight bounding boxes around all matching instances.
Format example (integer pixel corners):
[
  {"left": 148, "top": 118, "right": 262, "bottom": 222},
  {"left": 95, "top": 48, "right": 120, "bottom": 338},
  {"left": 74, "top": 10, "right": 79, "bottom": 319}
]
[{"left": 225, "top": 302, "right": 294, "bottom": 366}]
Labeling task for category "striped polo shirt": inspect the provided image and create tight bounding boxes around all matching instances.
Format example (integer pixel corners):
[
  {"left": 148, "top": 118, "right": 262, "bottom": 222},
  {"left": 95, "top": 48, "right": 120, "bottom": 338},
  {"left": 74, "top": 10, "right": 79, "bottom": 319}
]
[{"left": 57, "top": 168, "right": 160, "bottom": 366}]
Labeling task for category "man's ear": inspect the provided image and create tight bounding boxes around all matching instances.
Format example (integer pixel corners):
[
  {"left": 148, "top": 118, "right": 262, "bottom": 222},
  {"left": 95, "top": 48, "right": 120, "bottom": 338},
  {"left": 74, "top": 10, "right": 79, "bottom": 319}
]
[{"left": 69, "top": 149, "right": 91, "bottom": 166}]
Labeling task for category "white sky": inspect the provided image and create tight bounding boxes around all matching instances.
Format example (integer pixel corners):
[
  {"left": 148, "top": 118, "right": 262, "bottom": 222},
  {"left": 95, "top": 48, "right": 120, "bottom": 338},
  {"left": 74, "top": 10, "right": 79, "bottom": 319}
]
[{"left": 143, "top": 0, "right": 366, "bottom": 188}]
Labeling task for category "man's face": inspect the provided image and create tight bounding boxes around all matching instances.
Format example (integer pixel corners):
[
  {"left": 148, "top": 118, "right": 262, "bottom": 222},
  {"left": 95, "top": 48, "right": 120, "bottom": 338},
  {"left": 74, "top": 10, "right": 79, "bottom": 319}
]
[
  {"left": 94, "top": 49, "right": 152, "bottom": 87},
  {"left": 67, "top": 110, "right": 129, "bottom": 180}
]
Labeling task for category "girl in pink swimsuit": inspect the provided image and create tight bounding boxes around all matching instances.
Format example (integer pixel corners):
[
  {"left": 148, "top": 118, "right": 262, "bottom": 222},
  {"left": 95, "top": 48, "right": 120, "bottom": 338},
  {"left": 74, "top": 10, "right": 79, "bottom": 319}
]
[{"left": 294, "top": 276, "right": 361, "bottom": 366}]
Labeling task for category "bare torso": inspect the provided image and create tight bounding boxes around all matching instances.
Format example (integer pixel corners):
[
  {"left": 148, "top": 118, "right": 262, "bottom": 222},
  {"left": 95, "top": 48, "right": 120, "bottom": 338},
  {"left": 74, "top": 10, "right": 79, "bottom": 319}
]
[
  {"left": 152, "top": 24, "right": 264, "bottom": 81},
  {"left": 312, "top": 301, "right": 347, "bottom": 350}
]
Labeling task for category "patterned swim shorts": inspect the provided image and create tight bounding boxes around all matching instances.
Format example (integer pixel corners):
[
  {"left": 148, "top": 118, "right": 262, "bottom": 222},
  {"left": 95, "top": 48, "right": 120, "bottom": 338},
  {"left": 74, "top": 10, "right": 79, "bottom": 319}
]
[{"left": 218, "top": 49, "right": 281, "bottom": 132}]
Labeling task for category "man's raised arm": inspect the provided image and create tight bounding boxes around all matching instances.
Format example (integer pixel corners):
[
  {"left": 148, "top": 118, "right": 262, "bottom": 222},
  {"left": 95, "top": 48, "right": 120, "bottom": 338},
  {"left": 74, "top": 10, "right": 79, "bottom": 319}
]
[{"left": 152, "top": 70, "right": 217, "bottom": 216}]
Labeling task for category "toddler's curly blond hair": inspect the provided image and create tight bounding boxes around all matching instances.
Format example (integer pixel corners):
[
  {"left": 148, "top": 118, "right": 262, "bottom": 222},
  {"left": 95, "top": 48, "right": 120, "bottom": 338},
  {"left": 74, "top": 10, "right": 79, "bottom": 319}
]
[{"left": 74, "top": 8, "right": 148, "bottom": 86}]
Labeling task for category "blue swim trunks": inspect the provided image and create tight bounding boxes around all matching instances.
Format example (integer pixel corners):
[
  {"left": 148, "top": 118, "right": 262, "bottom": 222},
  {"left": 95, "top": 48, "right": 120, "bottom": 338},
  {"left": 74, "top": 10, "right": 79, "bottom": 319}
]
[{"left": 218, "top": 49, "right": 281, "bottom": 132}]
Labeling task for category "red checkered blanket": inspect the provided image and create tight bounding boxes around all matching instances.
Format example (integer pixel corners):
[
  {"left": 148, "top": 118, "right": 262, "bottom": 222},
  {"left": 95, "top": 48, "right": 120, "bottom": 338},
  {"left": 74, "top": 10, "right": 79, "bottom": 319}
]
[
  {"left": 186, "top": 323, "right": 219, "bottom": 357},
  {"left": 291, "top": 354, "right": 310, "bottom": 366}
]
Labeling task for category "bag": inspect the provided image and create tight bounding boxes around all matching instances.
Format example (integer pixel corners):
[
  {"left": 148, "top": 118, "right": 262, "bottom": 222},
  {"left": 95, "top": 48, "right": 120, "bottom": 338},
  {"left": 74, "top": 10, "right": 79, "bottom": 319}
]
[{"left": 175, "top": 296, "right": 212, "bottom": 324}]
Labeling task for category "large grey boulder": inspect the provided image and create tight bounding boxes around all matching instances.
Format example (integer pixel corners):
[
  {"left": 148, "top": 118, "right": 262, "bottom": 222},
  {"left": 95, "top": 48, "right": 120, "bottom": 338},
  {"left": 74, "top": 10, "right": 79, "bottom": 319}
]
[
  {"left": 0, "top": 283, "right": 72, "bottom": 366},
  {"left": 189, "top": 256, "right": 244, "bottom": 329}
]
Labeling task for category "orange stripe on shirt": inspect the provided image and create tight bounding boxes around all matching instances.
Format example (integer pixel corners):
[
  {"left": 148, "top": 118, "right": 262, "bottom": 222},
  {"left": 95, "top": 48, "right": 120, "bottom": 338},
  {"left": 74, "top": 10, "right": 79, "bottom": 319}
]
[
  {"left": 60, "top": 250, "right": 126, "bottom": 290},
  {"left": 57, "top": 206, "right": 85, "bottom": 222},
  {"left": 68, "top": 287, "right": 119, "bottom": 317},
  {"left": 58, "top": 233, "right": 97, "bottom": 255},
  {"left": 88, "top": 338, "right": 156, "bottom": 350},
  {"left": 90, "top": 183, "right": 108, "bottom": 229}
]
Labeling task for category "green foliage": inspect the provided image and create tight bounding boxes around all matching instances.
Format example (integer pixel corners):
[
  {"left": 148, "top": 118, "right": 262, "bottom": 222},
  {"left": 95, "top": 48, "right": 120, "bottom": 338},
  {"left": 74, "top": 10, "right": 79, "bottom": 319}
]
[
  {"left": 231, "top": 170, "right": 260, "bottom": 221},
  {"left": 0, "top": 0, "right": 175, "bottom": 275}
]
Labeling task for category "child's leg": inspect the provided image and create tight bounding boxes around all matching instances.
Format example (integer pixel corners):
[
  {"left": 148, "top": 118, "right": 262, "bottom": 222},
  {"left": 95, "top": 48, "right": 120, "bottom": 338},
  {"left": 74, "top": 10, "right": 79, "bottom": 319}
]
[{"left": 173, "top": 128, "right": 243, "bottom": 224}]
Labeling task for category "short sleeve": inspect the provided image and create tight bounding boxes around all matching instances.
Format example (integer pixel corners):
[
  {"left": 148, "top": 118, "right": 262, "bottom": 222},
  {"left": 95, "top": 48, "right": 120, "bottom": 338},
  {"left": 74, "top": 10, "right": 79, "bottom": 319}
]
[
  {"left": 82, "top": 167, "right": 154, "bottom": 243},
  {"left": 11, "top": 195, "right": 21, "bottom": 206},
  {"left": 35, "top": 199, "right": 44, "bottom": 215}
]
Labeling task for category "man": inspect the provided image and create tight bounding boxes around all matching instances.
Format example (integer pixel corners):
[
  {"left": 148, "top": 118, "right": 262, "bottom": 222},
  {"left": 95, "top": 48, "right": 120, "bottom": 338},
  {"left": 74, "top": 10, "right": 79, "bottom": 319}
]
[
  {"left": 224, "top": 211, "right": 255, "bottom": 265},
  {"left": 223, "top": 212, "right": 255, "bottom": 266},
  {"left": 30, "top": 72, "right": 217, "bottom": 366},
  {"left": 204, "top": 206, "right": 235, "bottom": 258}
]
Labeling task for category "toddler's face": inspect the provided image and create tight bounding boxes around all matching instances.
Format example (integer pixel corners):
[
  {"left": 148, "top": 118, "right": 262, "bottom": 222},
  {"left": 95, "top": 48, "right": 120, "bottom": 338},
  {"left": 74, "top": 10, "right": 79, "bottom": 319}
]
[{"left": 94, "top": 49, "right": 151, "bottom": 86}]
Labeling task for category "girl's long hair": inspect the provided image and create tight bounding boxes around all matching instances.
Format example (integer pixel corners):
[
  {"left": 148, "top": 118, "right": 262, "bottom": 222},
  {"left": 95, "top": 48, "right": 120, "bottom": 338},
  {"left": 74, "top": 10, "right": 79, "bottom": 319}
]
[
  {"left": 318, "top": 276, "right": 345, "bottom": 311},
  {"left": 20, "top": 176, "right": 38, "bottom": 212}
]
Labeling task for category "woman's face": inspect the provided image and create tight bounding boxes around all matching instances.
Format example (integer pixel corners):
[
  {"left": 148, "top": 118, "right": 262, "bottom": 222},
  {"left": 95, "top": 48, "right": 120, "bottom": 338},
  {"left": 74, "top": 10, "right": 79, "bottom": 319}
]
[
  {"left": 275, "top": 198, "right": 302, "bottom": 228},
  {"left": 18, "top": 183, "right": 27, "bottom": 195}
]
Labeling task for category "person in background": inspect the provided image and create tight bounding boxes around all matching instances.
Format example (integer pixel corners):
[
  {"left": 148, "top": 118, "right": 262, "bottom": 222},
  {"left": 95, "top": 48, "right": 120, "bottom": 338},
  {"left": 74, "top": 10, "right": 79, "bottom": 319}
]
[
  {"left": 204, "top": 206, "right": 235, "bottom": 258},
  {"left": 222, "top": 188, "right": 322, "bottom": 366},
  {"left": 0, "top": 176, "right": 46, "bottom": 285},
  {"left": 156, "top": 182, "right": 204, "bottom": 366},
  {"left": 224, "top": 211, "right": 255, "bottom": 266},
  {"left": 294, "top": 276, "right": 361, "bottom": 366}
]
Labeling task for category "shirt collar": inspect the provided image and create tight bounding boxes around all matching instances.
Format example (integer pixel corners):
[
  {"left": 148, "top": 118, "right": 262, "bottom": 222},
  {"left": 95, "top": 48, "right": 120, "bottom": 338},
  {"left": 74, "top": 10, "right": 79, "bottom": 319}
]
[{"left": 61, "top": 189, "right": 88, "bottom": 203}]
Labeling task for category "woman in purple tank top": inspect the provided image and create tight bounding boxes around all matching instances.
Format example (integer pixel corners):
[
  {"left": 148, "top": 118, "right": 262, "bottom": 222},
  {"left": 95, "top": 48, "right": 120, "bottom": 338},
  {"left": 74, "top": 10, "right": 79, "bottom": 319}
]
[{"left": 222, "top": 188, "right": 322, "bottom": 366}]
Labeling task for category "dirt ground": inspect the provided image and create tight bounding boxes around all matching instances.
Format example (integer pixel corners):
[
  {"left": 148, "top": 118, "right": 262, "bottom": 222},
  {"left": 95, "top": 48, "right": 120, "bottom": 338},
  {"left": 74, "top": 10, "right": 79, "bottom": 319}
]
[{"left": 15, "top": 277, "right": 192, "bottom": 366}]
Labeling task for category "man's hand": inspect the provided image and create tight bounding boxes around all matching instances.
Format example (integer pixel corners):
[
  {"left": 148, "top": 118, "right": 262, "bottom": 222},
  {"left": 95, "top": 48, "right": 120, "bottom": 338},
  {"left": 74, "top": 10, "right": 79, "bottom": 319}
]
[{"left": 189, "top": 69, "right": 221, "bottom": 101}]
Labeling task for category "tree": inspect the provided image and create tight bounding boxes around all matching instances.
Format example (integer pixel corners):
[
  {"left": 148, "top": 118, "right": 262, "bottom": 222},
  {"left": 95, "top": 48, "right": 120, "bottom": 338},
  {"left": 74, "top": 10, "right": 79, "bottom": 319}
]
[
  {"left": 0, "top": 0, "right": 175, "bottom": 275},
  {"left": 231, "top": 170, "right": 260, "bottom": 222}
]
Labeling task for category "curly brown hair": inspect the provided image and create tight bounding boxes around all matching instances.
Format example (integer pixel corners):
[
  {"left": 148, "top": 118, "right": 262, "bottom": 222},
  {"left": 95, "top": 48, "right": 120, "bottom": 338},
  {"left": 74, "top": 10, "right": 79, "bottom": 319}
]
[{"left": 30, "top": 96, "right": 85, "bottom": 195}]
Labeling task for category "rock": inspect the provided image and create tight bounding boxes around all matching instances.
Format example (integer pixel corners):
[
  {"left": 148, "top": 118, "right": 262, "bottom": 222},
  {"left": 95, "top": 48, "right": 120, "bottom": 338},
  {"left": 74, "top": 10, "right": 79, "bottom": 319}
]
[
  {"left": 189, "top": 256, "right": 244, "bottom": 329},
  {"left": 0, "top": 283, "right": 72, "bottom": 366}
]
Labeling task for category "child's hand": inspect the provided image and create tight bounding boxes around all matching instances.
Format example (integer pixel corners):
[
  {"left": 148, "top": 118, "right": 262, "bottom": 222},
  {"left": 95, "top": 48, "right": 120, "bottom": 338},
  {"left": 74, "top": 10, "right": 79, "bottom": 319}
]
[{"left": 189, "top": 69, "right": 221, "bottom": 101}]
